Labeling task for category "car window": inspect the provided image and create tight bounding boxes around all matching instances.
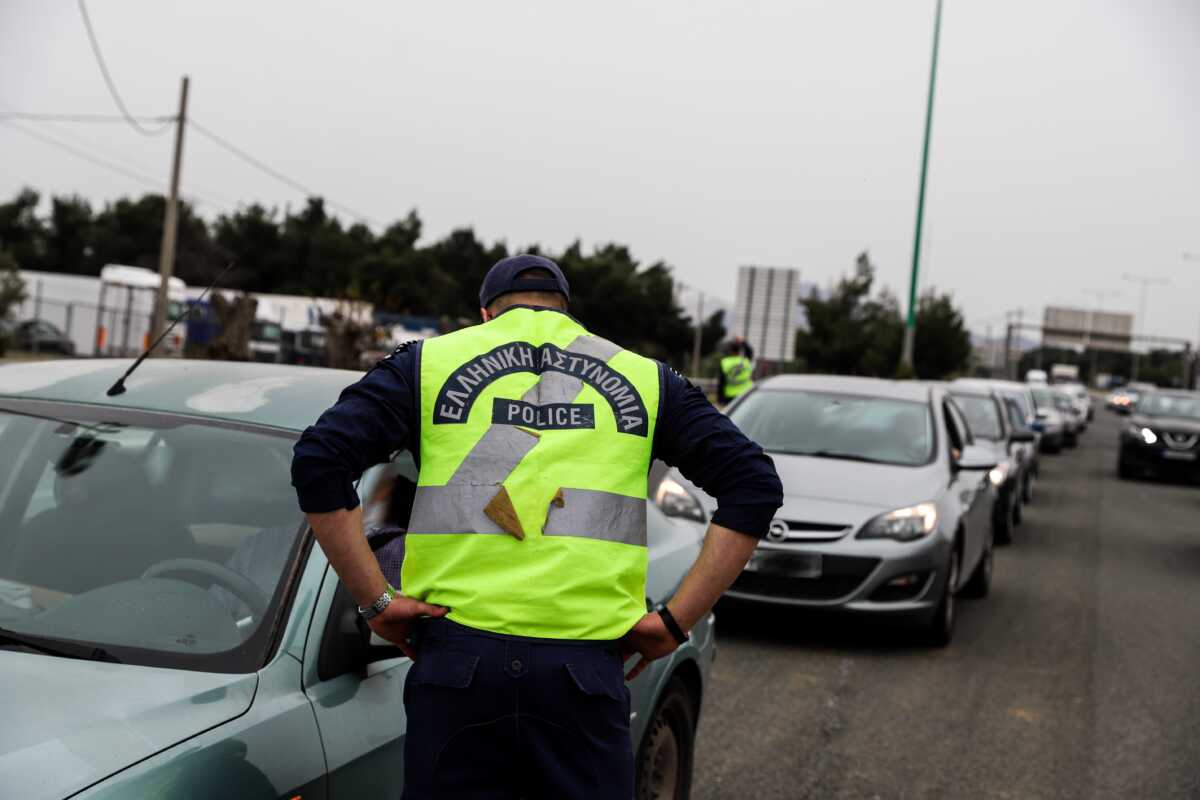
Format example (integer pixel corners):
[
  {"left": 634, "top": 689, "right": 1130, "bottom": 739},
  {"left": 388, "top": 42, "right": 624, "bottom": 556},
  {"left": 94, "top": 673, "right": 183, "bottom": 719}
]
[
  {"left": 0, "top": 404, "right": 304, "bottom": 673},
  {"left": 1004, "top": 398, "right": 1026, "bottom": 431},
  {"left": 949, "top": 393, "right": 1004, "bottom": 440},
  {"left": 729, "top": 389, "right": 934, "bottom": 466},
  {"left": 1138, "top": 394, "right": 1200, "bottom": 419},
  {"left": 942, "top": 399, "right": 972, "bottom": 456}
]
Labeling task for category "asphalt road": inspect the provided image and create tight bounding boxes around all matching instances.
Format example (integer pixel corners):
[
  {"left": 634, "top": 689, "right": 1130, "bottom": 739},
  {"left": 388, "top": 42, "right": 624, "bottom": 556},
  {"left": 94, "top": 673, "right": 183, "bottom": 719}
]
[{"left": 693, "top": 408, "right": 1200, "bottom": 800}]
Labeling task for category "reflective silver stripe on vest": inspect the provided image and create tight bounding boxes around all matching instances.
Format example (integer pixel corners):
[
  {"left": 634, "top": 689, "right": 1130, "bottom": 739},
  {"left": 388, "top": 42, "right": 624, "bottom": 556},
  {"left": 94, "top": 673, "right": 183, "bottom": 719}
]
[
  {"left": 542, "top": 488, "right": 646, "bottom": 546},
  {"left": 408, "top": 485, "right": 646, "bottom": 546},
  {"left": 409, "top": 334, "right": 635, "bottom": 541}
]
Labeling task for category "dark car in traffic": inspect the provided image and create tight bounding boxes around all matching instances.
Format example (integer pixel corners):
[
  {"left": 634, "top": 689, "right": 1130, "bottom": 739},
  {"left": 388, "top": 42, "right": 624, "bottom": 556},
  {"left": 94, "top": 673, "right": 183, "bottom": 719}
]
[
  {"left": 5, "top": 319, "right": 75, "bottom": 356},
  {"left": 1118, "top": 390, "right": 1200, "bottom": 482}
]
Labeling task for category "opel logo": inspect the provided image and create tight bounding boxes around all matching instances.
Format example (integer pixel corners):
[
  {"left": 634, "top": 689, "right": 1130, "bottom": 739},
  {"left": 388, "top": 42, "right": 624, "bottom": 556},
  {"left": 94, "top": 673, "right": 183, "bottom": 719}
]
[{"left": 767, "top": 519, "right": 789, "bottom": 543}]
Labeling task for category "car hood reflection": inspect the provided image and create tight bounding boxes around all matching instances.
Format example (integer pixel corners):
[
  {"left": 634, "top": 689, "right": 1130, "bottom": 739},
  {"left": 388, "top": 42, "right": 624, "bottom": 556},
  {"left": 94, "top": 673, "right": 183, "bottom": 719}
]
[
  {"left": 0, "top": 650, "right": 256, "bottom": 800},
  {"left": 770, "top": 452, "right": 942, "bottom": 513}
]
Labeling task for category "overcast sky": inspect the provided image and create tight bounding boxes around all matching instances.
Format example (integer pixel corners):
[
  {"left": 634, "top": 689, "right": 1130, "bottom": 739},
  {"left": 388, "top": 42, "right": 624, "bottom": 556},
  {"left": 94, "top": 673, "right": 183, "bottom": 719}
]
[{"left": 2, "top": 0, "right": 1198, "bottom": 346}]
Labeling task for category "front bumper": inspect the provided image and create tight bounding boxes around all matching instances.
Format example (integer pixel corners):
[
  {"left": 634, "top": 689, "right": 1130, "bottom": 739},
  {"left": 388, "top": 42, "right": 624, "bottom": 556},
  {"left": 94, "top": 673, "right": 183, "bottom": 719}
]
[
  {"left": 725, "top": 533, "right": 952, "bottom": 614},
  {"left": 1120, "top": 440, "right": 1200, "bottom": 476}
]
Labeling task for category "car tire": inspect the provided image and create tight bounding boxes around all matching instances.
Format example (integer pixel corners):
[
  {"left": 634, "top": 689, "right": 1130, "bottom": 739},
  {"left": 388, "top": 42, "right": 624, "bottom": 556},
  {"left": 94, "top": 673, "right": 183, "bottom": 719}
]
[
  {"left": 635, "top": 677, "right": 696, "bottom": 800},
  {"left": 1117, "top": 458, "right": 1134, "bottom": 480},
  {"left": 993, "top": 491, "right": 1013, "bottom": 545},
  {"left": 1022, "top": 471, "right": 1035, "bottom": 504},
  {"left": 1064, "top": 432, "right": 1078, "bottom": 448},
  {"left": 962, "top": 533, "right": 993, "bottom": 599},
  {"left": 1012, "top": 487, "right": 1024, "bottom": 526},
  {"left": 918, "top": 546, "right": 960, "bottom": 647}
]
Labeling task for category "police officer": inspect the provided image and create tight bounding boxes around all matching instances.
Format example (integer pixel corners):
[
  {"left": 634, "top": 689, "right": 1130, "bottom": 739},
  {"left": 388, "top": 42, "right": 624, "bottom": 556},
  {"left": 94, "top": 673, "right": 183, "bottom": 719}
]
[
  {"left": 717, "top": 337, "right": 755, "bottom": 405},
  {"left": 292, "top": 255, "right": 782, "bottom": 799}
]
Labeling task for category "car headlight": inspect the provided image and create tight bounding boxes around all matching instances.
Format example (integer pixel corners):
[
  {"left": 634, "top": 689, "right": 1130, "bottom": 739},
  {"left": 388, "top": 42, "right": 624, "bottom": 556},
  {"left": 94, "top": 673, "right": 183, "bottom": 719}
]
[
  {"left": 1140, "top": 427, "right": 1157, "bottom": 445},
  {"left": 654, "top": 476, "right": 707, "bottom": 523},
  {"left": 858, "top": 502, "right": 938, "bottom": 541},
  {"left": 988, "top": 463, "right": 1010, "bottom": 487}
]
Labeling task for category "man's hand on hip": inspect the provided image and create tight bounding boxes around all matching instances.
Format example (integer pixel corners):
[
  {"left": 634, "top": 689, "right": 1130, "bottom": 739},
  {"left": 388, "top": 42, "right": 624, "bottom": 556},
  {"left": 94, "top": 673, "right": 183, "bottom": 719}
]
[
  {"left": 619, "top": 612, "right": 681, "bottom": 681},
  {"left": 368, "top": 595, "right": 448, "bottom": 660}
]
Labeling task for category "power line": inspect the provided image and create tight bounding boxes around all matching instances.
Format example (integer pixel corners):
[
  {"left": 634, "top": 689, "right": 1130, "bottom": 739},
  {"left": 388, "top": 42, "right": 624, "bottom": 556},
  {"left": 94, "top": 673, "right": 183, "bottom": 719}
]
[
  {"left": 0, "top": 118, "right": 221, "bottom": 210},
  {"left": 188, "top": 118, "right": 380, "bottom": 227},
  {"left": 0, "top": 111, "right": 174, "bottom": 124},
  {"left": 77, "top": 0, "right": 173, "bottom": 137}
]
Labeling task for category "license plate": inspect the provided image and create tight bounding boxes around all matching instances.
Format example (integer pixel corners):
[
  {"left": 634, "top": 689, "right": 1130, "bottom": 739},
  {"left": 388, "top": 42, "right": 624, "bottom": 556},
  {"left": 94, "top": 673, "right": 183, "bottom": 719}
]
[
  {"left": 1162, "top": 450, "right": 1197, "bottom": 461},
  {"left": 746, "top": 551, "right": 823, "bottom": 578}
]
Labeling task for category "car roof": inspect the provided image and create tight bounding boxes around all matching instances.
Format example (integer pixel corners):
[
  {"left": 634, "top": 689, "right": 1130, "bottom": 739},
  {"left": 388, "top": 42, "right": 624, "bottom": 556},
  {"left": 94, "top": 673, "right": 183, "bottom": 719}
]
[
  {"left": 756, "top": 373, "right": 933, "bottom": 403},
  {"left": 0, "top": 359, "right": 361, "bottom": 432}
]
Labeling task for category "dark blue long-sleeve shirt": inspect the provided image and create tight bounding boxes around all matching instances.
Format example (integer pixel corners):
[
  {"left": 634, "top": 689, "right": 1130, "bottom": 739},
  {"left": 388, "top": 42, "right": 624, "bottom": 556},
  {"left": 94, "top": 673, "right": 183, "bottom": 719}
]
[{"left": 292, "top": 339, "right": 782, "bottom": 538}]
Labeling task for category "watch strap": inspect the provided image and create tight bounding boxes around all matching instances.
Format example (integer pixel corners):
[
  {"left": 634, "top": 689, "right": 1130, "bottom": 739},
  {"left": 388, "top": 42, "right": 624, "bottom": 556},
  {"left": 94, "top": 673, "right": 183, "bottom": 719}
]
[{"left": 657, "top": 606, "right": 689, "bottom": 645}]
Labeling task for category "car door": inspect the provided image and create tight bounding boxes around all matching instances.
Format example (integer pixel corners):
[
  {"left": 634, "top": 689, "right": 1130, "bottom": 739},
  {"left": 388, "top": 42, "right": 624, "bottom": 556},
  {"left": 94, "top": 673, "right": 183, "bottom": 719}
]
[
  {"left": 302, "top": 460, "right": 415, "bottom": 800},
  {"left": 942, "top": 399, "right": 988, "bottom": 581}
]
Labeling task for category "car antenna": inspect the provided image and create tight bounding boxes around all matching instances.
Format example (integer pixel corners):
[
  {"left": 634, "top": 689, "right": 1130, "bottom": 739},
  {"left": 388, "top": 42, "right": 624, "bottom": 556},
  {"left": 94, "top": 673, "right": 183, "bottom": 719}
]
[{"left": 106, "top": 261, "right": 235, "bottom": 397}]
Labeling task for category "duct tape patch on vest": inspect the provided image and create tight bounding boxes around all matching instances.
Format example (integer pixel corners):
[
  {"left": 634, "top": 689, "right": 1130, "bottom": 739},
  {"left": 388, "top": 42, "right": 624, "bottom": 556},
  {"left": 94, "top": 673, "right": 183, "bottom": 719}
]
[
  {"left": 434, "top": 341, "right": 649, "bottom": 436},
  {"left": 493, "top": 398, "right": 595, "bottom": 430}
]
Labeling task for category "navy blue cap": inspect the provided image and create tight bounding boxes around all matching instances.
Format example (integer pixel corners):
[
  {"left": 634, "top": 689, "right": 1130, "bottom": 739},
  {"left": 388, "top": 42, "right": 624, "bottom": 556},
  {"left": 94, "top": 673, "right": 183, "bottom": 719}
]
[{"left": 479, "top": 254, "right": 570, "bottom": 309}]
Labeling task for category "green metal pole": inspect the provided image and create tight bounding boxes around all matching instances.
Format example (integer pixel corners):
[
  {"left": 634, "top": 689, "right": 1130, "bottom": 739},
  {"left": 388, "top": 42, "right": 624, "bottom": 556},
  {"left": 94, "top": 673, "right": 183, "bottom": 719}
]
[{"left": 900, "top": 0, "right": 943, "bottom": 372}]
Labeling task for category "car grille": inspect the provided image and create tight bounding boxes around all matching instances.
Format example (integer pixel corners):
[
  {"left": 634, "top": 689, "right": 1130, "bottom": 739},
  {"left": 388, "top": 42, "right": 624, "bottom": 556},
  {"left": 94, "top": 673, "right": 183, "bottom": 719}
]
[
  {"left": 730, "top": 555, "right": 880, "bottom": 601},
  {"left": 768, "top": 520, "right": 852, "bottom": 543},
  {"left": 1161, "top": 431, "right": 1199, "bottom": 451}
]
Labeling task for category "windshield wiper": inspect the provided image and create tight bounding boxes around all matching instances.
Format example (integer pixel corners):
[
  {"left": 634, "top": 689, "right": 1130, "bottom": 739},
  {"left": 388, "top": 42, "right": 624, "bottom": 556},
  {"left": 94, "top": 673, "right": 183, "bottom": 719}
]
[
  {"left": 0, "top": 627, "right": 122, "bottom": 663},
  {"left": 769, "top": 449, "right": 890, "bottom": 464}
]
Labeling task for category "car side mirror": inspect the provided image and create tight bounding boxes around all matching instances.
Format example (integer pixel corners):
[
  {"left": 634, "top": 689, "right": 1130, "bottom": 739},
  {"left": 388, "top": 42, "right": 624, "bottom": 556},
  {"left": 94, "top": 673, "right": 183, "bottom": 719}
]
[
  {"left": 954, "top": 444, "right": 997, "bottom": 472},
  {"left": 317, "top": 580, "right": 406, "bottom": 682},
  {"left": 1009, "top": 427, "right": 1037, "bottom": 444}
]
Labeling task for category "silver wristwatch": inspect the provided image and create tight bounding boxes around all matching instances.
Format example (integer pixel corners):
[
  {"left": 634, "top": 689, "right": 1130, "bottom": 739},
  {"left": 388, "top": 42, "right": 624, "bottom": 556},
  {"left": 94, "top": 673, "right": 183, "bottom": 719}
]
[{"left": 357, "top": 584, "right": 397, "bottom": 620}]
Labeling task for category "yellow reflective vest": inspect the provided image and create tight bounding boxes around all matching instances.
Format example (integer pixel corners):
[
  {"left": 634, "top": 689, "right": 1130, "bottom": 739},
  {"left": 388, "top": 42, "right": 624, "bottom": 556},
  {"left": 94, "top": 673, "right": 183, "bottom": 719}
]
[
  {"left": 720, "top": 355, "right": 754, "bottom": 400},
  {"left": 403, "top": 307, "right": 660, "bottom": 640}
]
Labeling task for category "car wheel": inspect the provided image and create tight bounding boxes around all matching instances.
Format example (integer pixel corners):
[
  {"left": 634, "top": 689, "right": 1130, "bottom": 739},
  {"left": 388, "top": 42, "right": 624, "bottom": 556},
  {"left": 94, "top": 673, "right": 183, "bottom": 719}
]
[
  {"left": 919, "top": 546, "right": 960, "bottom": 647},
  {"left": 1064, "top": 432, "right": 1078, "bottom": 448},
  {"left": 993, "top": 491, "right": 1013, "bottom": 545},
  {"left": 962, "top": 532, "right": 993, "bottom": 599},
  {"left": 1117, "top": 458, "right": 1134, "bottom": 480},
  {"left": 635, "top": 677, "right": 695, "bottom": 800},
  {"left": 1022, "top": 472, "right": 1035, "bottom": 504},
  {"left": 1012, "top": 486, "right": 1024, "bottom": 526}
]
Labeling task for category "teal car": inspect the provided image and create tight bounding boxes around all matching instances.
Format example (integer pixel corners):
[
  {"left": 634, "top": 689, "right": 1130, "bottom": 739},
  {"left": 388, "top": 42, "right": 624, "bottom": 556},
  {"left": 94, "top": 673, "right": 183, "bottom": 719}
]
[{"left": 0, "top": 359, "right": 714, "bottom": 800}]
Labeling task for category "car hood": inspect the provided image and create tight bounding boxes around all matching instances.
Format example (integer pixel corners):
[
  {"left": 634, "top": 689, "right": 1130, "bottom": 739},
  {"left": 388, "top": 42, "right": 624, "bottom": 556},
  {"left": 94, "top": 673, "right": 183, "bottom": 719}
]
[
  {"left": 0, "top": 650, "right": 256, "bottom": 800},
  {"left": 768, "top": 452, "right": 944, "bottom": 524},
  {"left": 1134, "top": 415, "right": 1200, "bottom": 436}
]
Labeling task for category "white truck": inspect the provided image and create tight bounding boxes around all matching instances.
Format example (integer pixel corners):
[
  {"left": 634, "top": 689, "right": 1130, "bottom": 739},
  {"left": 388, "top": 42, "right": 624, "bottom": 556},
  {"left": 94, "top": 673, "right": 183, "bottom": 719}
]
[{"left": 1050, "top": 363, "right": 1080, "bottom": 384}]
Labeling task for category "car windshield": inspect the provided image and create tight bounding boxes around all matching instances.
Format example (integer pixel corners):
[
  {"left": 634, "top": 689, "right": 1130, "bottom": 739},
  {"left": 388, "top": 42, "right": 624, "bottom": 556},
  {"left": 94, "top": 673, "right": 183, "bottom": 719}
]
[
  {"left": 950, "top": 393, "right": 1003, "bottom": 440},
  {"left": 1031, "top": 388, "right": 1055, "bottom": 411},
  {"left": 0, "top": 403, "right": 303, "bottom": 673},
  {"left": 730, "top": 389, "right": 933, "bottom": 466},
  {"left": 1138, "top": 394, "right": 1200, "bottom": 420},
  {"left": 252, "top": 321, "right": 283, "bottom": 342}
]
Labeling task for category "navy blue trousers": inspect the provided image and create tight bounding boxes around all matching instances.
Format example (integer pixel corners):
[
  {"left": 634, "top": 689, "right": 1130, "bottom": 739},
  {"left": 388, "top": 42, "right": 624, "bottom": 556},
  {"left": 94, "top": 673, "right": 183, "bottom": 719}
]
[{"left": 401, "top": 618, "right": 634, "bottom": 800}]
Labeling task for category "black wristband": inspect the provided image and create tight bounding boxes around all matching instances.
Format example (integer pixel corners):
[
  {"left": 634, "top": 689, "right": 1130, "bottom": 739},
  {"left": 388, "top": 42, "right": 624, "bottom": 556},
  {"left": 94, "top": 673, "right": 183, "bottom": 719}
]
[{"left": 657, "top": 606, "right": 689, "bottom": 645}]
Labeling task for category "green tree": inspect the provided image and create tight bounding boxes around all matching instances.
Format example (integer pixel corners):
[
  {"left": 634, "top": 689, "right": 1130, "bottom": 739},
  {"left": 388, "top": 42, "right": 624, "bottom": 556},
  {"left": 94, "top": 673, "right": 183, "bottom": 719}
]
[
  {"left": 795, "top": 252, "right": 903, "bottom": 376},
  {"left": 0, "top": 188, "right": 46, "bottom": 271},
  {"left": 912, "top": 290, "right": 972, "bottom": 379},
  {"left": 0, "top": 251, "right": 28, "bottom": 354},
  {"left": 45, "top": 195, "right": 95, "bottom": 275}
]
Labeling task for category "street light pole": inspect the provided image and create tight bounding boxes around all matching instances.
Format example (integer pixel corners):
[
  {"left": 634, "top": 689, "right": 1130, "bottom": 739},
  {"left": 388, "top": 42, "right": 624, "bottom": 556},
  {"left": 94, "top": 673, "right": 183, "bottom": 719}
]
[
  {"left": 1121, "top": 273, "right": 1168, "bottom": 382},
  {"left": 900, "top": 0, "right": 944, "bottom": 373}
]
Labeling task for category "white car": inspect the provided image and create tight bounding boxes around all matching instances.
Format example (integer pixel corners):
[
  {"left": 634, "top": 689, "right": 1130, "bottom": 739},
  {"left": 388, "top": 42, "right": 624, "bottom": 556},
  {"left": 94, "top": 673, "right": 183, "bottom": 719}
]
[{"left": 1057, "top": 382, "right": 1093, "bottom": 424}]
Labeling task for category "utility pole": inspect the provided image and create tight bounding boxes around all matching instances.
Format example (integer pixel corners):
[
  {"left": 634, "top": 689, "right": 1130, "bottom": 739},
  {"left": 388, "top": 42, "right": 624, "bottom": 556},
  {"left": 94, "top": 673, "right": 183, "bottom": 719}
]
[
  {"left": 690, "top": 290, "right": 705, "bottom": 378},
  {"left": 151, "top": 75, "right": 190, "bottom": 344},
  {"left": 1122, "top": 273, "right": 1168, "bottom": 382},
  {"left": 900, "top": 0, "right": 944, "bottom": 372}
]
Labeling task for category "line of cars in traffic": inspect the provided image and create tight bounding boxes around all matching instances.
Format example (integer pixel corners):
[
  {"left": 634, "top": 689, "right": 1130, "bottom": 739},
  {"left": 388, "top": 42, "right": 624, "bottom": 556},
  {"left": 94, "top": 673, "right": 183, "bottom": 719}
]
[{"left": 673, "top": 372, "right": 1092, "bottom": 647}]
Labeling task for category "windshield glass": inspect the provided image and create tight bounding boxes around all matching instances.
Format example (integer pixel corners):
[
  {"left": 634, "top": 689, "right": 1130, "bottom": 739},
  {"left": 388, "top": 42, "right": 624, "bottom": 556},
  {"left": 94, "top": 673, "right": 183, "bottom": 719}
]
[
  {"left": 252, "top": 321, "right": 282, "bottom": 342},
  {"left": 0, "top": 404, "right": 303, "bottom": 673},
  {"left": 950, "top": 393, "right": 1003, "bottom": 440},
  {"left": 1138, "top": 393, "right": 1200, "bottom": 420},
  {"left": 730, "top": 390, "right": 933, "bottom": 466}
]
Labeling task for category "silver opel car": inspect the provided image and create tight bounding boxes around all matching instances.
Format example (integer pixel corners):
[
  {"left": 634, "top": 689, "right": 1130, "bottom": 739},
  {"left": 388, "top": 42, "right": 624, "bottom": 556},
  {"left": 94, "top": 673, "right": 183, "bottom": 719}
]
[{"left": 716, "top": 375, "right": 999, "bottom": 645}]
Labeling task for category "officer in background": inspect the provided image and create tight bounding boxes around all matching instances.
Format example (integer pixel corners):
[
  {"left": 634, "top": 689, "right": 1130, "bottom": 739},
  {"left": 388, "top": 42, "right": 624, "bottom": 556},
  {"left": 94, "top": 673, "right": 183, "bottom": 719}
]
[
  {"left": 292, "top": 255, "right": 782, "bottom": 799},
  {"left": 717, "top": 336, "right": 755, "bottom": 406}
]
